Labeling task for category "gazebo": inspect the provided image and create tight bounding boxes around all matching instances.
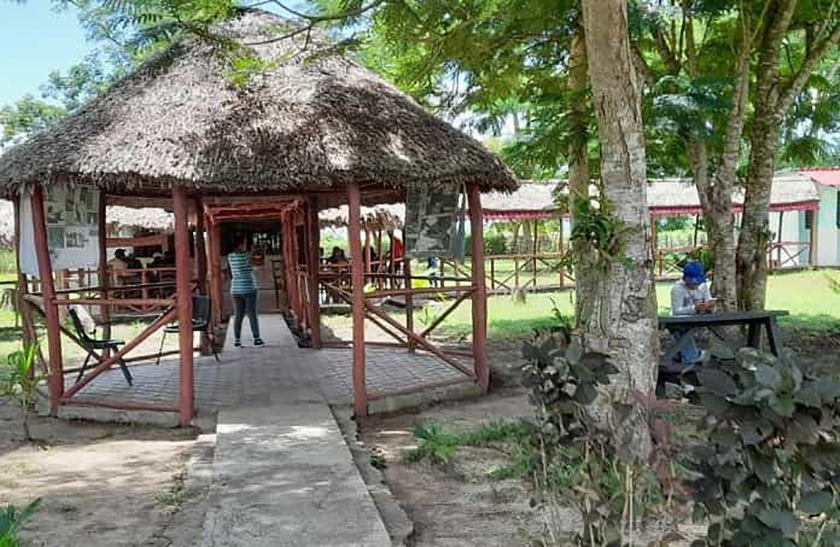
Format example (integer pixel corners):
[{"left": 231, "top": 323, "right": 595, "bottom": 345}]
[{"left": 0, "top": 9, "right": 516, "bottom": 425}]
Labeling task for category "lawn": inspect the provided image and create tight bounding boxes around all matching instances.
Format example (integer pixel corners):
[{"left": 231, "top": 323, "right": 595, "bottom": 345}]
[{"left": 408, "top": 269, "right": 840, "bottom": 340}]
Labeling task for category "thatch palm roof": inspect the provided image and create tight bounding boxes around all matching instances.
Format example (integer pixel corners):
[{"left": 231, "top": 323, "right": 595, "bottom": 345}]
[{"left": 0, "top": 9, "right": 515, "bottom": 201}]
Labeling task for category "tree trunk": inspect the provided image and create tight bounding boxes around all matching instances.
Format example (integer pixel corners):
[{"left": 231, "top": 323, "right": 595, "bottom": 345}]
[
  {"left": 736, "top": 0, "right": 796, "bottom": 310},
  {"left": 737, "top": 118, "right": 781, "bottom": 310},
  {"left": 736, "top": 8, "right": 839, "bottom": 310},
  {"left": 581, "top": 0, "right": 657, "bottom": 461},
  {"left": 686, "top": 6, "right": 750, "bottom": 312},
  {"left": 568, "top": 24, "right": 596, "bottom": 322}
]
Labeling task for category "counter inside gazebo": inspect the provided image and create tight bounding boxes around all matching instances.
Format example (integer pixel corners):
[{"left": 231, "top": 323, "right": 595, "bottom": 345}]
[{"left": 0, "top": 9, "right": 516, "bottom": 426}]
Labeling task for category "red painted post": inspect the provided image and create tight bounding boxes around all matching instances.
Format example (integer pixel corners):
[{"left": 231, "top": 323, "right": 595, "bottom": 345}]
[
  {"left": 98, "top": 193, "right": 112, "bottom": 353},
  {"left": 404, "top": 258, "right": 414, "bottom": 353},
  {"left": 348, "top": 182, "right": 367, "bottom": 416},
  {"left": 195, "top": 199, "right": 208, "bottom": 295},
  {"left": 307, "top": 196, "right": 322, "bottom": 348},
  {"left": 208, "top": 221, "right": 224, "bottom": 325},
  {"left": 31, "top": 185, "right": 64, "bottom": 414},
  {"left": 467, "top": 184, "right": 489, "bottom": 390},
  {"left": 173, "top": 186, "right": 194, "bottom": 426},
  {"left": 194, "top": 200, "right": 210, "bottom": 355}
]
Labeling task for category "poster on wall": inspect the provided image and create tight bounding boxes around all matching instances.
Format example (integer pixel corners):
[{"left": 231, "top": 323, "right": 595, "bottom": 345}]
[
  {"left": 404, "top": 182, "right": 465, "bottom": 260},
  {"left": 19, "top": 183, "right": 101, "bottom": 278}
]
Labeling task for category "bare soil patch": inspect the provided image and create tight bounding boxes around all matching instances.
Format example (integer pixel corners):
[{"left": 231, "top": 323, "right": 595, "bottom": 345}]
[
  {"left": 358, "top": 387, "right": 547, "bottom": 546},
  {"left": 0, "top": 401, "right": 206, "bottom": 547}
]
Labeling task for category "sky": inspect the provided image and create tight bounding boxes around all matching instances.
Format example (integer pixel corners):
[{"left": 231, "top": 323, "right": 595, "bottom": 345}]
[{"left": 0, "top": 1, "right": 93, "bottom": 106}]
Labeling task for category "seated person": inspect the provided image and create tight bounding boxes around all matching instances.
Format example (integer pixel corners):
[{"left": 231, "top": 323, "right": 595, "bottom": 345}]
[
  {"left": 670, "top": 261, "right": 714, "bottom": 365},
  {"left": 327, "top": 246, "right": 348, "bottom": 266}
]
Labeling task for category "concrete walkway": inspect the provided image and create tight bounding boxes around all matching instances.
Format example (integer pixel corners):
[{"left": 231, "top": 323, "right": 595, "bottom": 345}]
[
  {"left": 201, "top": 398, "right": 391, "bottom": 546},
  {"left": 199, "top": 319, "right": 392, "bottom": 546}
]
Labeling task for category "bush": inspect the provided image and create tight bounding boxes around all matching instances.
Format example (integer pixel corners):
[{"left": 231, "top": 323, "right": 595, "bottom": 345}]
[
  {"left": 521, "top": 337, "right": 678, "bottom": 545},
  {"left": 685, "top": 348, "right": 840, "bottom": 546}
]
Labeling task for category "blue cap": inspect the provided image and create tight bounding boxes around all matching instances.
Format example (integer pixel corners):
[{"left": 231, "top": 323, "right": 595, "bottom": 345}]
[{"left": 683, "top": 261, "right": 706, "bottom": 285}]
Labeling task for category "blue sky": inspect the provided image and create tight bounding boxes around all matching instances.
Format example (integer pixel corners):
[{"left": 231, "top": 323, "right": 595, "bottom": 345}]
[{"left": 0, "top": 2, "right": 93, "bottom": 106}]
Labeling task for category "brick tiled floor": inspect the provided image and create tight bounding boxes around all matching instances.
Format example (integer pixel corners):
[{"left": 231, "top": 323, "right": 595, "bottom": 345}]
[{"left": 65, "top": 315, "right": 470, "bottom": 410}]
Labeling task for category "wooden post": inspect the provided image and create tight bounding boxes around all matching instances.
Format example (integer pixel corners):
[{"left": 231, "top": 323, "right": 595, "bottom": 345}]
[
  {"left": 195, "top": 199, "right": 208, "bottom": 295},
  {"left": 194, "top": 200, "right": 210, "bottom": 355},
  {"left": 208, "top": 221, "right": 224, "bottom": 325},
  {"left": 404, "top": 258, "right": 414, "bottom": 353},
  {"left": 364, "top": 228, "right": 371, "bottom": 275},
  {"left": 467, "top": 184, "right": 489, "bottom": 389},
  {"left": 173, "top": 186, "right": 194, "bottom": 426},
  {"left": 31, "top": 185, "right": 64, "bottom": 414},
  {"left": 776, "top": 211, "right": 784, "bottom": 270},
  {"left": 307, "top": 196, "right": 322, "bottom": 349},
  {"left": 559, "top": 216, "right": 565, "bottom": 288},
  {"left": 533, "top": 219, "right": 539, "bottom": 287},
  {"left": 98, "top": 192, "right": 111, "bottom": 353},
  {"left": 693, "top": 214, "right": 700, "bottom": 248},
  {"left": 809, "top": 208, "right": 818, "bottom": 266},
  {"left": 348, "top": 183, "right": 367, "bottom": 416}
]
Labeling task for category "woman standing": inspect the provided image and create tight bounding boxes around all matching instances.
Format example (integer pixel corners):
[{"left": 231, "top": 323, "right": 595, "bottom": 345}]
[{"left": 229, "top": 234, "right": 264, "bottom": 347}]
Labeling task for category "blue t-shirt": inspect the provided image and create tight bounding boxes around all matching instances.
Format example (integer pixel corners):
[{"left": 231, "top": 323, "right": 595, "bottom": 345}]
[{"left": 228, "top": 251, "right": 257, "bottom": 295}]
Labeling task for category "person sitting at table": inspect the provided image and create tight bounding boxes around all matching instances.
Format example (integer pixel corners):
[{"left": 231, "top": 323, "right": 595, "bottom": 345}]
[
  {"left": 327, "top": 246, "right": 348, "bottom": 266},
  {"left": 670, "top": 261, "right": 714, "bottom": 365}
]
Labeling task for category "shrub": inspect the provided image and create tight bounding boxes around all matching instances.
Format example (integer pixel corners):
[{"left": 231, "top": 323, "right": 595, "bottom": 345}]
[{"left": 685, "top": 348, "right": 840, "bottom": 546}]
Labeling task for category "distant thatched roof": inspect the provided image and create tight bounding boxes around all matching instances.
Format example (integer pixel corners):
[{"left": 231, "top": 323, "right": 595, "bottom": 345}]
[
  {"left": 0, "top": 9, "right": 515, "bottom": 201},
  {"left": 647, "top": 173, "right": 819, "bottom": 215},
  {"left": 106, "top": 206, "right": 174, "bottom": 232},
  {"left": 320, "top": 203, "right": 405, "bottom": 231},
  {"left": 481, "top": 183, "right": 559, "bottom": 219}
]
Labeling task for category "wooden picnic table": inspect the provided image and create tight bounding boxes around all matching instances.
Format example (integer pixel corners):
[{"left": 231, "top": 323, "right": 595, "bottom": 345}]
[{"left": 658, "top": 310, "right": 790, "bottom": 366}]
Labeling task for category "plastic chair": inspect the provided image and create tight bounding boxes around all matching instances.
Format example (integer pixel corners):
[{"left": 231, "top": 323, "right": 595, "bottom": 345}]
[
  {"left": 68, "top": 308, "right": 133, "bottom": 386},
  {"left": 155, "top": 296, "right": 220, "bottom": 365}
]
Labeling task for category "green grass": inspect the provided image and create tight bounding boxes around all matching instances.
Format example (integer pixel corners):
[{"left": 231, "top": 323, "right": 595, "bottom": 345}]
[
  {"left": 412, "top": 269, "right": 840, "bottom": 340},
  {"left": 404, "top": 419, "right": 535, "bottom": 466}
]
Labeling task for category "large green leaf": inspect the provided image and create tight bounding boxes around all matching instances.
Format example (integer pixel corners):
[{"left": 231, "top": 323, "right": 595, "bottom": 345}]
[
  {"left": 787, "top": 414, "right": 819, "bottom": 445},
  {"left": 699, "top": 369, "right": 738, "bottom": 397},
  {"left": 799, "top": 490, "right": 833, "bottom": 515},
  {"left": 755, "top": 364, "right": 782, "bottom": 389},
  {"left": 757, "top": 508, "right": 800, "bottom": 538}
]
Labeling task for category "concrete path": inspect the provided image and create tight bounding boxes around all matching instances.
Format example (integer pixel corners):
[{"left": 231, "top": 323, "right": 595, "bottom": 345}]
[
  {"left": 201, "top": 398, "right": 391, "bottom": 547},
  {"left": 200, "top": 319, "right": 392, "bottom": 546}
]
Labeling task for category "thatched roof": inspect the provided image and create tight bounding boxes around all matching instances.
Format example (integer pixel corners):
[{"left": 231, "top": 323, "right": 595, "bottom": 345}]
[
  {"left": 647, "top": 173, "right": 819, "bottom": 215},
  {"left": 320, "top": 203, "right": 405, "bottom": 231},
  {"left": 106, "top": 206, "right": 174, "bottom": 232},
  {"left": 0, "top": 9, "right": 515, "bottom": 202},
  {"left": 481, "top": 183, "right": 558, "bottom": 219}
]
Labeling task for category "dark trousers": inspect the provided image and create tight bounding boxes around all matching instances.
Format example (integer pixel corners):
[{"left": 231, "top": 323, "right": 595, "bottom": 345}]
[{"left": 233, "top": 291, "right": 260, "bottom": 340}]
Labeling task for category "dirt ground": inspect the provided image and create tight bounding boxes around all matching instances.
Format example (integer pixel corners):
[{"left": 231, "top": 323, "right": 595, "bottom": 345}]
[
  {"left": 358, "top": 387, "right": 548, "bottom": 546},
  {"left": 0, "top": 401, "right": 207, "bottom": 547}
]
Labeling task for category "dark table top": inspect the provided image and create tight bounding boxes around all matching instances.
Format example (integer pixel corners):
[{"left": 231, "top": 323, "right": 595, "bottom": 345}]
[{"left": 659, "top": 310, "right": 789, "bottom": 328}]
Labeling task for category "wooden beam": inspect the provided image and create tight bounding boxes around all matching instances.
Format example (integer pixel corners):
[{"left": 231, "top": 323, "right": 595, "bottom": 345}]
[
  {"left": 419, "top": 288, "right": 475, "bottom": 338},
  {"left": 173, "top": 186, "right": 194, "bottom": 426},
  {"left": 307, "top": 196, "right": 322, "bottom": 348},
  {"left": 467, "top": 184, "right": 489, "bottom": 390},
  {"left": 404, "top": 258, "right": 414, "bottom": 352},
  {"left": 14, "top": 198, "right": 43, "bottom": 372},
  {"left": 809, "top": 208, "right": 818, "bottom": 266},
  {"left": 208, "top": 220, "right": 224, "bottom": 325},
  {"left": 98, "top": 194, "right": 112, "bottom": 354},
  {"left": 106, "top": 234, "right": 167, "bottom": 248},
  {"left": 31, "top": 185, "right": 64, "bottom": 414},
  {"left": 348, "top": 182, "right": 367, "bottom": 417},
  {"left": 194, "top": 199, "right": 210, "bottom": 355}
]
